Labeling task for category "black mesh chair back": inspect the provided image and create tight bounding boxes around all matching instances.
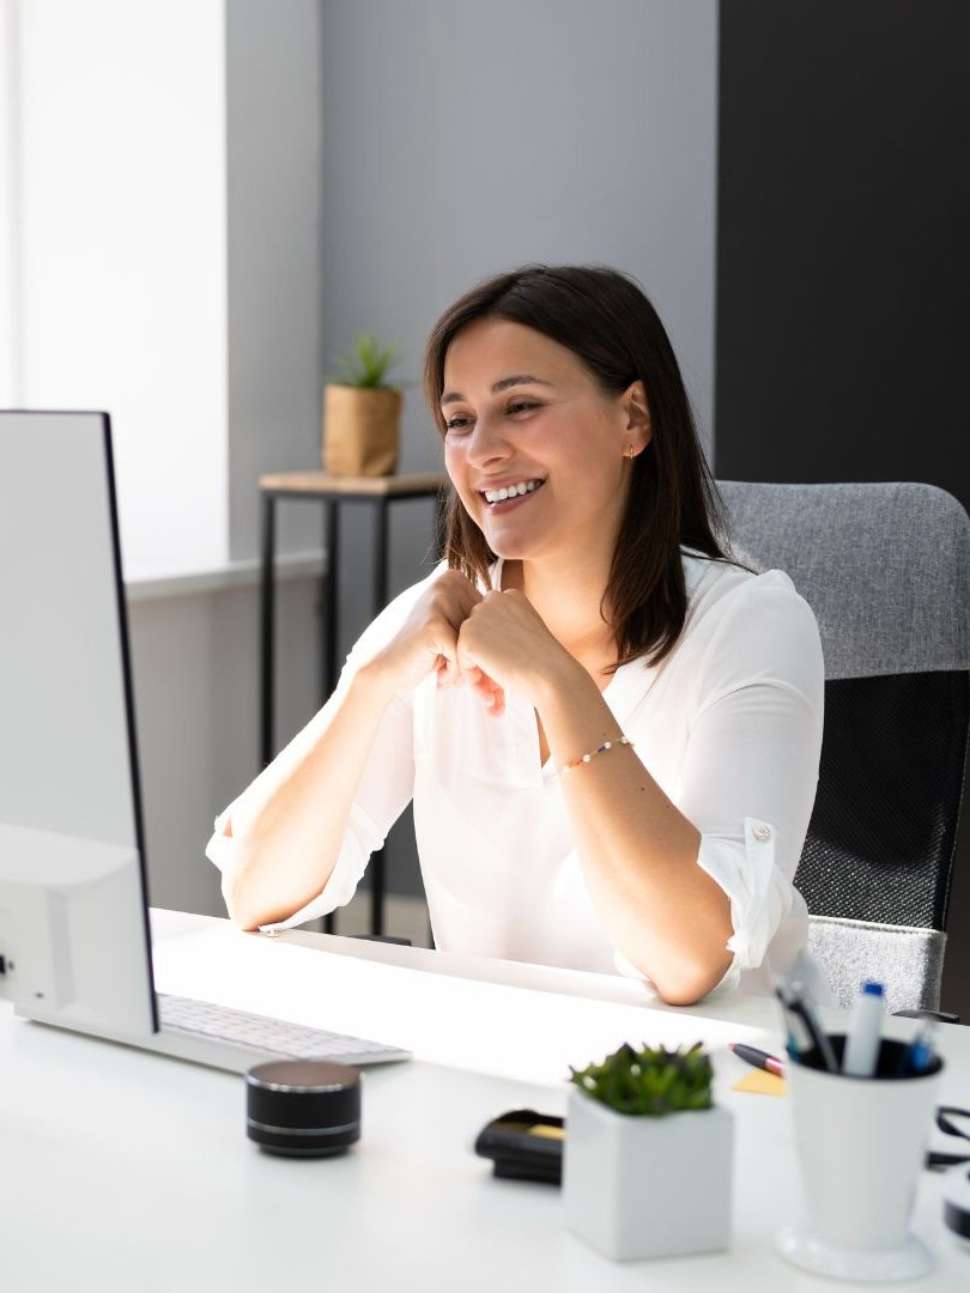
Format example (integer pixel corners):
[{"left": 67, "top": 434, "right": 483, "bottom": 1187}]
[{"left": 716, "top": 481, "right": 970, "bottom": 1011}]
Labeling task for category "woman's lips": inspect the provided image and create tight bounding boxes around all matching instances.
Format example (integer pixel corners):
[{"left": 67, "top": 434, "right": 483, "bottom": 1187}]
[{"left": 481, "top": 480, "right": 546, "bottom": 515}]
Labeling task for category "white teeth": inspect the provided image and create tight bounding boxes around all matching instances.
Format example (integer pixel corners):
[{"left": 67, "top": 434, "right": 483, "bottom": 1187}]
[{"left": 483, "top": 478, "right": 543, "bottom": 504}]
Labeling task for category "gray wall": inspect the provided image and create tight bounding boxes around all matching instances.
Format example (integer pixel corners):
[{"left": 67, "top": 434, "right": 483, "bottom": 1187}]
[
  {"left": 226, "top": 0, "right": 325, "bottom": 561},
  {"left": 129, "top": 573, "right": 322, "bottom": 918},
  {"left": 318, "top": 0, "right": 719, "bottom": 897}
]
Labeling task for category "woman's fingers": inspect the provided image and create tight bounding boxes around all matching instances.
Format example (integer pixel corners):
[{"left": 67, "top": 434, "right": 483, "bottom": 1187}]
[
  {"left": 437, "top": 660, "right": 504, "bottom": 711},
  {"left": 436, "top": 655, "right": 459, "bottom": 687},
  {"left": 467, "top": 666, "right": 505, "bottom": 713},
  {"left": 485, "top": 689, "right": 505, "bottom": 716}
]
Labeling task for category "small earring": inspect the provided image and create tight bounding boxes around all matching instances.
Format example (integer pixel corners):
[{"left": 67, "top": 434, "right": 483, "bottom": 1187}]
[{"left": 625, "top": 446, "right": 636, "bottom": 459}]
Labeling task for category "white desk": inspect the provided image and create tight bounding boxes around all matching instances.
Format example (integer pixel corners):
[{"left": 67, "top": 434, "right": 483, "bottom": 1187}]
[{"left": 2, "top": 908, "right": 968, "bottom": 1291}]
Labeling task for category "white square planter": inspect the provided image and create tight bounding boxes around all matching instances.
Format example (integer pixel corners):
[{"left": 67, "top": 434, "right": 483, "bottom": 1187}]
[{"left": 562, "top": 1088, "right": 734, "bottom": 1261}]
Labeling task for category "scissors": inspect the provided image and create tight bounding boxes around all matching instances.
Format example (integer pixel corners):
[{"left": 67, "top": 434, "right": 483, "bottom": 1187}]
[{"left": 926, "top": 1106, "right": 970, "bottom": 1171}]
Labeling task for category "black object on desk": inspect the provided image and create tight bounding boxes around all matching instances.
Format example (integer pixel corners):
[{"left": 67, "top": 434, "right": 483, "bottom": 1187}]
[
  {"left": 246, "top": 1059, "right": 362, "bottom": 1158},
  {"left": 474, "top": 1108, "right": 565, "bottom": 1185},
  {"left": 259, "top": 470, "right": 449, "bottom": 939}
]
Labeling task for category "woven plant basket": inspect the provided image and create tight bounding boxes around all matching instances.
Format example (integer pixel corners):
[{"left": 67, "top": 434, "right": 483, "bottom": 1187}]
[{"left": 322, "top": 384, "right": 401, "bottom": 476}]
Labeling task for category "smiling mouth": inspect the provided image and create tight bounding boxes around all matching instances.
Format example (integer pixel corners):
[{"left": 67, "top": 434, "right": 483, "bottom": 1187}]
[{"left": 478, "top": 479, "right": 547, "bottom": 508}]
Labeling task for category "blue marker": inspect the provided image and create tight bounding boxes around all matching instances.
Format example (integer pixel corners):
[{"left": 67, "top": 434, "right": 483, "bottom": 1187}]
[{"left": 898, "top": 1020, "right": 939, "bottom": 1076}]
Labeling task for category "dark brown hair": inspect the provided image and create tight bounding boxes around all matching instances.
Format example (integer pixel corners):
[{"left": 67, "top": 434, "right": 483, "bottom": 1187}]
[{"left": 422, "top": 263, "right": 750, "bottom": 674}]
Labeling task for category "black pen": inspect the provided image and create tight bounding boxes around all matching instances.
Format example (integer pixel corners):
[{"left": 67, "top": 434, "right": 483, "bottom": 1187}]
[
  {"left": 775, "top": 985, "right": 815, "bottom": 1061},
  {"left": 776, "top": 983, "right": 838, "bottom": 1072}
]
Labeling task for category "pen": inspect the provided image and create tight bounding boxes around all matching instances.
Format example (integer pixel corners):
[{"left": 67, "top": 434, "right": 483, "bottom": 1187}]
[
  {"left": 897, "top": 1020, "right": 939, "bottom": 1076},
  {"left": 776, "top": 998, "right": 801, "bottom": 1058},
  {"left": 775, "top": 984, "right": 813, "bottom": 1060},
  {"left": 775, "top": 982, "right": 838, "bottom": 1072},
  {"left": 728, "top": 1043, "right": 785, "bottom": 1078}
]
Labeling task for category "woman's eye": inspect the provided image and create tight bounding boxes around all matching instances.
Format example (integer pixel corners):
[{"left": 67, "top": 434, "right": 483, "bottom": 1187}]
[{"left": 445, "top": 402, "right": 538, "bottom": 432}]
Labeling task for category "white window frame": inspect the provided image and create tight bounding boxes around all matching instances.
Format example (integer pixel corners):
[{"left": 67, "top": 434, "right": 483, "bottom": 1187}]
[{"left": 0, "top": 0, "right": 23, "bottom": 405}]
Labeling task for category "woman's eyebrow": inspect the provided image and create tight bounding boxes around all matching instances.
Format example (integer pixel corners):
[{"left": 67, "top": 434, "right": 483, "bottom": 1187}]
[{"left": 440, "top": 374, "right": 553, "bottom": 407}]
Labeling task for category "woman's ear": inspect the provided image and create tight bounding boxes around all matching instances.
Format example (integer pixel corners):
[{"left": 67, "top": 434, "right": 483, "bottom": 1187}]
[{"left": 622, "top": 379, "right": 653, "bottom": 452}]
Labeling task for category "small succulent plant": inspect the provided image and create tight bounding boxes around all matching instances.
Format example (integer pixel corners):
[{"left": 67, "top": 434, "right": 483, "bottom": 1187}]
[
  {"left": 569, "top": 1041, "right": 714, "bottom": 1117},
  {"left": 327, "top": 331, "right": 402, "bottom": 389}
]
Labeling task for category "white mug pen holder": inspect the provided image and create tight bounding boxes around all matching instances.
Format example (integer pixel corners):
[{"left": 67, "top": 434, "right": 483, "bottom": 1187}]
[{"left": 778, "top": 1033, "right": 944, "bottom": 1283}]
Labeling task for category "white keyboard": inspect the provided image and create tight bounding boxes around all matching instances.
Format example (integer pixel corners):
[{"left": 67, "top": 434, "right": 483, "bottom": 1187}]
[{"left": 157, "top": 993, "right": 412, "bottom": 1066}]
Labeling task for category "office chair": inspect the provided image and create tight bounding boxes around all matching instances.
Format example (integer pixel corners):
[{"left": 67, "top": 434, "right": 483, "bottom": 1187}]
[{"left": 717, "top": 481, "right": 970, "bottom": 1013}]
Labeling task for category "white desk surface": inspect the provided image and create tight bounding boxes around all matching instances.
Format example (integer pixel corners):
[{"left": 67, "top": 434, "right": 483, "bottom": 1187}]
[{"left": 2, "top": 907, "right": 968, "bottom": 1291}]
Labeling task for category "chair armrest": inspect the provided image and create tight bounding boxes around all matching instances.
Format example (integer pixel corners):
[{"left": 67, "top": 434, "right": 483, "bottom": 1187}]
[{"left": 892, "top": 1008, "right": 961, "bottom": 1025}]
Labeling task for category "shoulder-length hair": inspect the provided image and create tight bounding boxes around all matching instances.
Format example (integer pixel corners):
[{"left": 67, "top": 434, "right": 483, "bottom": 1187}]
[{"left": 422, "top": 263, "right": 751, "bottom": 674}]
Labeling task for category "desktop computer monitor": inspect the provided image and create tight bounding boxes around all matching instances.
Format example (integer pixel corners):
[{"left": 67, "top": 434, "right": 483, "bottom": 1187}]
[
  {"left": 0, "top": 410, "right": 157, "bottom": 1034},
  {"left": 0, "top": 409, "right": 409, "bottom": 1072}
]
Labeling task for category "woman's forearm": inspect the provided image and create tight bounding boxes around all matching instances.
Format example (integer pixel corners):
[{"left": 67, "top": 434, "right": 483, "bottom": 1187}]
[
  {"left": 226, "top": 660, "right": 399, "bottom": 931},
  {"left": 533, "top": 658, "right": 733, "bottom": 1004}
]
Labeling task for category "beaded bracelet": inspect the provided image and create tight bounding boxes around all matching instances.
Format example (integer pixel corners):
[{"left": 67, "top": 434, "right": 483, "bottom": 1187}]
[{"left": 557, "top": 734, "right": 634, "bottom": 777}]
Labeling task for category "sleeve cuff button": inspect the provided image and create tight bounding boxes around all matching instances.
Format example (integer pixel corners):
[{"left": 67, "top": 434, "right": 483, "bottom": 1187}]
[{"left": 752, "top": 824, "right": 772, "bottom": 842}]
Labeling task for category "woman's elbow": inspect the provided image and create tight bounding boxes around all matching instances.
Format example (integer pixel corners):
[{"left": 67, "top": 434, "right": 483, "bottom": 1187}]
[
  {"left": 227, "top": 900, "right": 263, "bottom": 933},
  {"left": 221, "top": 861, "right": 265, "bottom": 932},
  {"left": 652, "top": 950, "right": 735, "bottom": 1007}
]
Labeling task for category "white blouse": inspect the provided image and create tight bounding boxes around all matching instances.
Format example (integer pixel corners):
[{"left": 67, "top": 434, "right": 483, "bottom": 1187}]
[{"left": 205, "top": 547, "right": 825, "bottom": 999}]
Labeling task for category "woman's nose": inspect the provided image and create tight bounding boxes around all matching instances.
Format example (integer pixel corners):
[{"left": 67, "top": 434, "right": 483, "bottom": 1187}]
[{"left": 466, "top": 412, "right": 511, "bottom": 465}]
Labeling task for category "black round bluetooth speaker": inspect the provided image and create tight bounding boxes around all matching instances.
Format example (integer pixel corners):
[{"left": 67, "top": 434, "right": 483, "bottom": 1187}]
[{"left": 245, "top": 1059, "right": 362, "bottom": 1157}]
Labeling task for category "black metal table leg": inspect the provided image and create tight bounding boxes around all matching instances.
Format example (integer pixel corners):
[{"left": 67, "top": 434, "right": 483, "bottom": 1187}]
[
  {"left": 324, "top": 499, "right": 339, "bottom": 701},
  {"left": 324, "top": 499, "right": 340, "bottom": 935},
  {"left": 260, "top": 493, "right": 276, "bottom": 769},
  {"left": 369, "top": 498, "right": 390, "bottom": 936},
  {"left": 433, "top": 487, "right": 448, "bottom": 561},
  {"left": 258, "top": 478, "right": 445, "bottom": 943}
]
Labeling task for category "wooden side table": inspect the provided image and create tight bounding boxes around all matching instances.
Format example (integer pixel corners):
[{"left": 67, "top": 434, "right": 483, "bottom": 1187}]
[{"left": 258, "top": 469, "right": 450, "bottom": 937}]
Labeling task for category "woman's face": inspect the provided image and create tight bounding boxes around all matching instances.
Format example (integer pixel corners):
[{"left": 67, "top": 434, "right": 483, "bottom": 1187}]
[{"left": 440, "top": 317, "right": 648, "bottom": 564}]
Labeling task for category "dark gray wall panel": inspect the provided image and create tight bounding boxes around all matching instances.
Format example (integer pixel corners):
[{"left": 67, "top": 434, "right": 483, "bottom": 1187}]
[
  {"left": 714, "top": 0, "right": 970, "bottom": 1016},
  {"left": 715, "top": 0, "right": 970, "bottom": 512}
]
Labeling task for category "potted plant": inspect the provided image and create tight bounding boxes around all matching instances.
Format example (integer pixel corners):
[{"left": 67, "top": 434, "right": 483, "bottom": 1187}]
[
  {"left": 562, "top": 1040, "right": 733, "bottom": 1261},
  {"left": 322, "top": 332, "right": 408, "bottom": 476}
]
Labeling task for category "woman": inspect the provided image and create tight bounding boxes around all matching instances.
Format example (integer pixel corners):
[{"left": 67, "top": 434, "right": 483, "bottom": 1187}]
[{"left": 206, "top": 264, "right": 824, "bottom": 1006}]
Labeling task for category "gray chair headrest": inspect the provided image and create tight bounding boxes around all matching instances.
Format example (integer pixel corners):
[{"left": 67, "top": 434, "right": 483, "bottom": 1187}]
[{"left": 716, "top": 480, "right": 970, "bottom": 679}]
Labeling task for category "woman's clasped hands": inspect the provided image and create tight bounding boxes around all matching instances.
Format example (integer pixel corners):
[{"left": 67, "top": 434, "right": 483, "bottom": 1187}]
[{"left": 370, "top": 568, "right": 569, "bottom": 717}]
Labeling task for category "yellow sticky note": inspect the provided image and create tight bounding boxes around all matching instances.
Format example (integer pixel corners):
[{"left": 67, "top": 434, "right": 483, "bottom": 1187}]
[
  {"left": 529, "top": 1125, "right": 565, "bottom": 1141},
  {"left": 732, "top": 1068, "right": 788, "bottom": 1097}
]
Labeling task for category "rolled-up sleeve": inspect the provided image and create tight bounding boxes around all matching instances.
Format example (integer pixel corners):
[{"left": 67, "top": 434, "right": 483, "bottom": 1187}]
[
  {"left": 615, "top": 571, "right": 824, "bottom": 992},
  {"left": 204, "top": 571, "right": 439, "bottom": 932},
  {"left": 683, "top": 573, "right": 823, "bottom": 976}
]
